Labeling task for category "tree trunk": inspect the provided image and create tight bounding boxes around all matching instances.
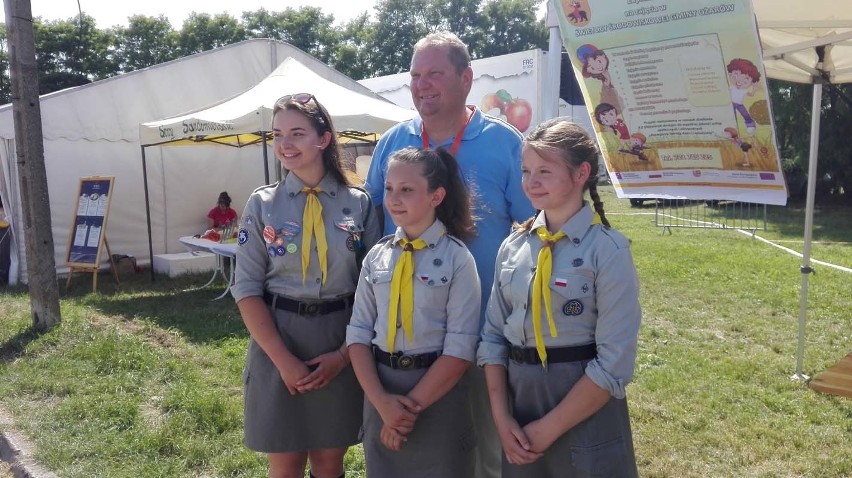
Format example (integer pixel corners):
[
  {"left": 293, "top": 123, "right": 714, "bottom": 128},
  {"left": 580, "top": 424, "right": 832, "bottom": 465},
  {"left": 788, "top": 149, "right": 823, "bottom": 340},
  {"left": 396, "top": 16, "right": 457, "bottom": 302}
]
[{"left": 4, "top": 0, "right": 62, "bottom": 330}]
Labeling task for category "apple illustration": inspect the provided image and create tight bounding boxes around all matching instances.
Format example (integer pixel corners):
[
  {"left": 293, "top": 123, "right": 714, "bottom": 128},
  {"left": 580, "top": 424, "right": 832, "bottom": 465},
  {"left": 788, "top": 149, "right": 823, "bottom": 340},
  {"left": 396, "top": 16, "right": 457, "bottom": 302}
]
[
  {"left": 481, "top": 92, "right": 505, "bottom": 114},
  {"left": 505, "top": 97, "right": 533, "bottom": 132}
]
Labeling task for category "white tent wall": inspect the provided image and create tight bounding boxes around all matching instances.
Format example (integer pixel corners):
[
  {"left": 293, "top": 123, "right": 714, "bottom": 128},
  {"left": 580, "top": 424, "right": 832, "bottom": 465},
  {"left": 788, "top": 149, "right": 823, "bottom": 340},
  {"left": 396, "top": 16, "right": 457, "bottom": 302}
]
[
  {"left": 144, "top": 144, "right": 270, "bottom": 254},
  {"left": 0, "top": 39, "right": 325, "bottom": 284}
]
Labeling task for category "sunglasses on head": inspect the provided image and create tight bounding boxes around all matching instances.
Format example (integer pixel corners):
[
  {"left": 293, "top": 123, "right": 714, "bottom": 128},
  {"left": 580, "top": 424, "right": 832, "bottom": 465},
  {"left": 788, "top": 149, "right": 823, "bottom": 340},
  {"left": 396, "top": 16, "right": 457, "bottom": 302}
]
[
  {"left": 280, "top": 93, "right": 317, "bottom": 105},
  {"left": 279, "top": 93, "right": 327, "bottom": 126}
]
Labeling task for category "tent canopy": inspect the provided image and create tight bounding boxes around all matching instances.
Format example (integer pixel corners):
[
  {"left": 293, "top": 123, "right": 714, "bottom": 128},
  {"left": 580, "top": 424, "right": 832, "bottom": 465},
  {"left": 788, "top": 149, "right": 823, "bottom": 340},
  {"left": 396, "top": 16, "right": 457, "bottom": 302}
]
[
  {"left": 754, "top": 0, "right": 852, "bottom": 84},
  {"left": 754, "top": 0, "right": 850, "bottom": 378},
  {"left": 139, "top": 58, "right": 414, "bottom": 147}
]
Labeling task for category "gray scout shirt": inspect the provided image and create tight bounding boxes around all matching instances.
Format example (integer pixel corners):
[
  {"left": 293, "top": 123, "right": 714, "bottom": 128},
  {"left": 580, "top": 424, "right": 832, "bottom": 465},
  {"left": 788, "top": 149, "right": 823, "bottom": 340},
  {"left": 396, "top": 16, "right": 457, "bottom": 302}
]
[
  {"left": 346, "top": 219, "right": 482, "bottom": 362},
  {"left": 232, "top": 172, "right": 381, "bottom": 302},
  {"left": 477, "top": 204, "right": 641, "bottom": 399}
]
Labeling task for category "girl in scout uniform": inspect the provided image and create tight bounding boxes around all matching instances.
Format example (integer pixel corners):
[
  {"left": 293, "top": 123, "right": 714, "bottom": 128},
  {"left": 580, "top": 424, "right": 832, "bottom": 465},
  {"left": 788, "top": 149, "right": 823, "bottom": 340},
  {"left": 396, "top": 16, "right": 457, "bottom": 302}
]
[
  {"left": 478, "top": 119, "right": 641, "bottom": 477},
  {"left": 231, "top": 93, "right": 381, "bottom": 478},
  {"left": 346, "top": 147, "right": 481, "bottom": 477}
]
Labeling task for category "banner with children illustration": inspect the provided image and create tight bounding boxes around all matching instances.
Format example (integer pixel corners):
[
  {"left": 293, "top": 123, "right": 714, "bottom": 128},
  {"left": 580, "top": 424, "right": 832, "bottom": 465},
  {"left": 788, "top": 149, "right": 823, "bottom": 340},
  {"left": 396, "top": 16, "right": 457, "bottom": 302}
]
[{"left": 552, "top": 0, "right": 788, "bottom": 205}]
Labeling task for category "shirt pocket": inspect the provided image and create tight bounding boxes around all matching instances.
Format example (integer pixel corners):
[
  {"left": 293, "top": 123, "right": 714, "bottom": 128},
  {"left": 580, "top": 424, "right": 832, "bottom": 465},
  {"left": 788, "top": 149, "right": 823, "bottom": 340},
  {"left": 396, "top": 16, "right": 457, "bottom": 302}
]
[
  {"left": 330, "top": 221, "right": 366, "bottom": 262},
  {"left": 549, "top": 269, "right": 596, "bottom": 327},
  {"left": 366, "top": 269, "right": 399, "bottom": 332},
  {"left": 368, "top": 268, "right": 394, "bottom": 312},
  {"left": 415, "top": 265, "right": 453, "bottom": 313}
]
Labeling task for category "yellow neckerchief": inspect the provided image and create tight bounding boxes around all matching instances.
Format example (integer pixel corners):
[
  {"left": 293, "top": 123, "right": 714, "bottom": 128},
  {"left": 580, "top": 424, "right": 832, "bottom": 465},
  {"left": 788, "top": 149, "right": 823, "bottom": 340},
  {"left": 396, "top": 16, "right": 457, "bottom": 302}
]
[
  {"left": 300, "top": 187, "right": 328, "bottom": 284},
  {"left": 530, "top": 212, "right": 602, "bottom": 365},
  {"left": 387, "top": 237, "right": 427, "bottom": 351},
  {"left": 532, "top": 227, "right": 566, "bottom": 365}
]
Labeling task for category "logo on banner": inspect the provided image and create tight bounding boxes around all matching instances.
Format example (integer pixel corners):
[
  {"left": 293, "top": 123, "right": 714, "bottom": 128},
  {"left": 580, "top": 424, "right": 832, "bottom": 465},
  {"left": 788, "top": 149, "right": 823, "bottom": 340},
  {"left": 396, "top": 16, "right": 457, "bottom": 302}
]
[
  {"left": 759, "top": 173, "right": 775, "bottom": 180},
  {"left": 693, "top": 170, "right": 702, "bottom": 177}
]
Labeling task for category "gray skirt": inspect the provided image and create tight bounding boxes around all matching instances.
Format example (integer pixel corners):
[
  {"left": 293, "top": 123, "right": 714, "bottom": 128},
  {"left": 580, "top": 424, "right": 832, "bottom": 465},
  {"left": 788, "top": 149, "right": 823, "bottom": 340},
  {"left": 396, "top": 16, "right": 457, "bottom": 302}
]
[
  {"left": 362, "top": 363, "right": 476, "bottom": 478},
  {"left": 243, "top": 304, "right": 363, "bottom": 453},
  {"left": 503, "top": 359, "right": 638, "bottom": 478}
]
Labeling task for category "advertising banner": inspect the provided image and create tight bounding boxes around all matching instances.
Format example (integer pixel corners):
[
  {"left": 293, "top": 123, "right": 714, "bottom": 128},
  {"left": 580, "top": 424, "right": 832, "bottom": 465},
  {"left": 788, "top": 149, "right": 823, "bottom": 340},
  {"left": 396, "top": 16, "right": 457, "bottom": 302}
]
[{"left": 552, "top": 0, "right": 788, "bottom": 205}]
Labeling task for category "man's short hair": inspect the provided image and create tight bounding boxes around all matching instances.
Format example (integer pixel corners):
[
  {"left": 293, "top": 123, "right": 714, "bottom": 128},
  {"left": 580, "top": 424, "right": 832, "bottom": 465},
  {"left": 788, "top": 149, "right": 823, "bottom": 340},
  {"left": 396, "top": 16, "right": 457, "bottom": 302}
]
[{"left": 412, "top": 31, "right": 471, "bottom": 74}]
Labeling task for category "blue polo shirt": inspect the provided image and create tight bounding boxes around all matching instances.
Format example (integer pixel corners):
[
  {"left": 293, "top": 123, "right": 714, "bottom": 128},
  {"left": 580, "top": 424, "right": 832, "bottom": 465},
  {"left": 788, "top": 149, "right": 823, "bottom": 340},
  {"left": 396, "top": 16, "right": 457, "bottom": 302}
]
[{"left": 365, "top": 108, "right": 535, "bottom": 326}]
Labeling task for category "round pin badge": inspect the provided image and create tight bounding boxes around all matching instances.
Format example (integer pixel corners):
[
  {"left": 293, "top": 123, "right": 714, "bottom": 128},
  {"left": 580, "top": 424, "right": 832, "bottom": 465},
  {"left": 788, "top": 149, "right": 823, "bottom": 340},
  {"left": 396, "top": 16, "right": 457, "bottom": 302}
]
[
  {"left": 276, "top": 245, "right": 287, "bottom": 256},
  {"left": 267, "top": 245, "right": 278, "bottom": 257},
  {"left": 286, "top": 243, "right": 298, "bottom": 254},
  {"left": 263, "top": 226, "right": 276, "bottom": 244}
]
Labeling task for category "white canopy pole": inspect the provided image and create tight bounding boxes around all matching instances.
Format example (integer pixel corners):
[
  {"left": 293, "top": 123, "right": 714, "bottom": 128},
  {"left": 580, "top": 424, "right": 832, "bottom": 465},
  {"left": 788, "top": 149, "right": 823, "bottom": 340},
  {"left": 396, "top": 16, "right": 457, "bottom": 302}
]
[{"left": 793, "top": 77, "right": 822, "bottom": 381}]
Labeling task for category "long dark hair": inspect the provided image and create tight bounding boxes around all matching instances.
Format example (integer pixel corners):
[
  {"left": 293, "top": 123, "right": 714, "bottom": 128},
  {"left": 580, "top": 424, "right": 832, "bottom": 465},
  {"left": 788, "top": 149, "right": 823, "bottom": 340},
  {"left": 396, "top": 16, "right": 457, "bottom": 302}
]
[
  {"left": 519, "top": 119, "right": 610, "bottom": 231},
  {"left": 272, "top": 94, "right": 358, "bottom": 186},
  {"left": 388, "top": 147, "right": 477, "bottom": 242}
]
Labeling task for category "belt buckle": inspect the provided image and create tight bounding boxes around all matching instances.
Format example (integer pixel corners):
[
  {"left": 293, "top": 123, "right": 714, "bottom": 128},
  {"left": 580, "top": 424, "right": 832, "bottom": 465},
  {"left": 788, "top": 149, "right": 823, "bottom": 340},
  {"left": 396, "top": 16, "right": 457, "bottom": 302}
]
[
  {"left": 299, "top": 302, "right": 320, "bottom": 316},
  {"left": 397, "top": 354, "right": 415, "bottom": 370}
]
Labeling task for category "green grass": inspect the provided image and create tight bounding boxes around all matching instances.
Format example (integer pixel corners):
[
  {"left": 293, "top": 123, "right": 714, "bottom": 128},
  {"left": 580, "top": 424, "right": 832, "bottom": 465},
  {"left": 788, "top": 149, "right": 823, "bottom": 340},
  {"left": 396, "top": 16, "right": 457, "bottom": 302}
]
[{"left": 1, "top": 186, "right": 850, "bottom": 477}]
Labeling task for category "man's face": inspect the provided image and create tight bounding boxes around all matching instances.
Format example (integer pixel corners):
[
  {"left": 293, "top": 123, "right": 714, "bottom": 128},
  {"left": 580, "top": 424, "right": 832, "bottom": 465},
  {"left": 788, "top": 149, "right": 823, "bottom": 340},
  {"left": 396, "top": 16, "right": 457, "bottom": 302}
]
[{"left": 409, "top": 46, "right": 471, "bottom": 121}]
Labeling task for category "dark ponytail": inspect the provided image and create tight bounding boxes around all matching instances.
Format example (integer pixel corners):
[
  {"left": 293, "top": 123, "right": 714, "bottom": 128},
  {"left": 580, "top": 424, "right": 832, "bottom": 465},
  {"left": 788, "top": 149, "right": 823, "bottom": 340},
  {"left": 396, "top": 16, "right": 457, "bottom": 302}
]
[{"left": 387, "top": 147, "right": 477, "bottom": 242}]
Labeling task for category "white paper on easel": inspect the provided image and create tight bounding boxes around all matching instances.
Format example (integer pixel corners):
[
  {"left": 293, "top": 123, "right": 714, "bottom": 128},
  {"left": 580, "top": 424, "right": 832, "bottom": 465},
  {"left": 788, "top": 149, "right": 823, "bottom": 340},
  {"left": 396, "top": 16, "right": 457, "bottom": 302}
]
[
  {"left": 86, "top": 225, "right": 101, "bottom": 248},
  {"left": 74, "top": 223, "right": 88, "bottom": 247},
  {"left": 77, "top": 194, "right": 90, "bottom": 216},
  {"left": 96, "top": 195, "right": 108, "bottom": 216},
  {"left": 85, "top": 194, "right": 100, "bottom": 216}
]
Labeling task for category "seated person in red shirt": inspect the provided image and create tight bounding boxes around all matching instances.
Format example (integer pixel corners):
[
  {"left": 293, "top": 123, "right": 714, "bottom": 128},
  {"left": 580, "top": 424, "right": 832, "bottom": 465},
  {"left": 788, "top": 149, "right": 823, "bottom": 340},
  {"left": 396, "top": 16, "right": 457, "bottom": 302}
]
[{"left": 207, "top": 191, "right": 237, "bottom": 229}]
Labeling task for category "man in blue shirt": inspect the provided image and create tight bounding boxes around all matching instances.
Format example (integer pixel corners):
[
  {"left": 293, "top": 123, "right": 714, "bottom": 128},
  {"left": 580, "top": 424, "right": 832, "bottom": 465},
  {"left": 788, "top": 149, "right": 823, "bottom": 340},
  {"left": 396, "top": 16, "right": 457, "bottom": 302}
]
[{"left": 365, "top": 31, "right": 534, "bottom": 478}]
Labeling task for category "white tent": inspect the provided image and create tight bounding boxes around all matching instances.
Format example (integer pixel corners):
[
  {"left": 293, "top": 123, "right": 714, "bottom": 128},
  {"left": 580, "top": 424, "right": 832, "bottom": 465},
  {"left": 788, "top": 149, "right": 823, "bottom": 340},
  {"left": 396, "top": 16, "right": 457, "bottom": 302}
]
[
  {"left": 140, "top": 57, "right": 414, "bottom": 147},
  {"left": 751, "top": 1, "right": 852, "bottom": 378},
  {"left": 0, "top": 39, "right": 412, "bottom": 285},
  {"left": 137, "top": 57, "right": 415, "bottom": 271}
]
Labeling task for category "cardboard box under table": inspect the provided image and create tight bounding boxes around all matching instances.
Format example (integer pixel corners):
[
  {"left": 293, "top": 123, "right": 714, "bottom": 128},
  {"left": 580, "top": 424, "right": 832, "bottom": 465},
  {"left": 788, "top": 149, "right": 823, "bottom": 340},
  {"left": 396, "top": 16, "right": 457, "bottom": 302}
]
[{"left": 152, "top": 251, "right": 216, "bottom": 278}]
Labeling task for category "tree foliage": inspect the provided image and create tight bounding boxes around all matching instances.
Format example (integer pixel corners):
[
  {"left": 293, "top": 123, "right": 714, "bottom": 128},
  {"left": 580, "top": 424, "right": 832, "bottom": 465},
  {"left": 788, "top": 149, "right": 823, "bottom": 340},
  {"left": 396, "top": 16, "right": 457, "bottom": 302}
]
[
  {"left": 768, "top": 80, "right": 852, "bottom": 203},
  {"left": 2, "top": 1, "right": 847, "bottom": 201}
]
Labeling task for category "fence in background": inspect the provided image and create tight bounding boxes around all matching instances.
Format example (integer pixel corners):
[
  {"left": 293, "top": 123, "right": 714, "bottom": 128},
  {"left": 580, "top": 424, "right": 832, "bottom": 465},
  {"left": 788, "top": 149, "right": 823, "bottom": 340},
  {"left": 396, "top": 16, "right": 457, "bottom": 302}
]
[{"left": 653, "top": 200, "right": 767, "bottom": 235}]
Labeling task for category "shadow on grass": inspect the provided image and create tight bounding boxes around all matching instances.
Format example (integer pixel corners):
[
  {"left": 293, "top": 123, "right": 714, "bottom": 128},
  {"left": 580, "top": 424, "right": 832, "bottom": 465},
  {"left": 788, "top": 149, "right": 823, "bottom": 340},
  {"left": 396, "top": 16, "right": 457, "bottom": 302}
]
[
  {"left": 766, "top": 203, "right": 852, "bottom": 243},
  {"left": 0, "top": 326, "right": 47, "bottom": 364},
  {"left": 59, "top": 270, "right": 248, "bottom": 345}
]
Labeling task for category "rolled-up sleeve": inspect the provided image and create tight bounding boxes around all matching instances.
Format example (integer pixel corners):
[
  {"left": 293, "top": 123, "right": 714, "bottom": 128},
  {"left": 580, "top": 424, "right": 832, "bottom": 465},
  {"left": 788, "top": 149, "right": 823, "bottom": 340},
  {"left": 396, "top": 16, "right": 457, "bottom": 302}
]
[
  {"left": 584, "top": 245, "right": 641, "bottom": 399},
  {"left": 231, "top": 195, "right": 267, "bottom": 303},
  {"left": 442, "top": 251, "right": 481, "bottom": 362},
  {"left": 477, "top": 243, "right": 512, "bottom": 367},
  {"left": 346, "top": 256, "right": 379, "bottom": 347}
]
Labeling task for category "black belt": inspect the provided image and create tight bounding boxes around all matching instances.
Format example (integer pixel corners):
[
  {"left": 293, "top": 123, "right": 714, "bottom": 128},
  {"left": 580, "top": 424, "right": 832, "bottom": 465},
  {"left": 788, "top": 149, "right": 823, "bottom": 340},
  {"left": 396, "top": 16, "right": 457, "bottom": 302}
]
[
  {"left": 509, "top": 343, "right": 597, "bottom": 365},
  {"left": 263, "top": 291, "right": 353, "bottom": 316},
  {"left": 373, "top": 346, "right": 439, "bottom": 370}
]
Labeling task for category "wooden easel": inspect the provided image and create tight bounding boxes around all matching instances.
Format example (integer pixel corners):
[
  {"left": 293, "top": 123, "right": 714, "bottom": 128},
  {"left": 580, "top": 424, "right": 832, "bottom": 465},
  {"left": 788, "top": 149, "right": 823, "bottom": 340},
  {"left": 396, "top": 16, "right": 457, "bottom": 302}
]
[
  {"left": 65, "top": 176, "right": 119, "bottom": 293},
  {"left": 66, "top": 236, "right": 120, "bottom": 292}
]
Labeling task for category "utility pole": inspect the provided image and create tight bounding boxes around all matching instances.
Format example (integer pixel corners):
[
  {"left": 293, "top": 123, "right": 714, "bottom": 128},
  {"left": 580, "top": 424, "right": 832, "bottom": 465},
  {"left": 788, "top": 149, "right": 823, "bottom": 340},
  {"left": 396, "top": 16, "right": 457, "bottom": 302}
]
[{"left": 4, "top": 0, "right": 61, "bottom": 330}]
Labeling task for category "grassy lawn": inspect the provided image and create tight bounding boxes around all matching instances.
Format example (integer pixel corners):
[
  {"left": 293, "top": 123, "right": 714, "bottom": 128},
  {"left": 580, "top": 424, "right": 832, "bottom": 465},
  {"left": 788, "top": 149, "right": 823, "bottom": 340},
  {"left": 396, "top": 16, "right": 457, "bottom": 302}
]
[{"left": 0, "top": 186, "right": 849, "bottom": 477}]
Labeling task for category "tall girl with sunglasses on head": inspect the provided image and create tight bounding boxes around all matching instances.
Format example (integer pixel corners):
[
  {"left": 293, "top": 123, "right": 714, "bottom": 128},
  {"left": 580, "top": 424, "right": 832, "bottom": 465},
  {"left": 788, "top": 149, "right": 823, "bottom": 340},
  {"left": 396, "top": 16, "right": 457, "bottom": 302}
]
[
  {"left": 347, "top": 147, "right": 481, "bottom": 477},
  {"left": 231, "top": 93, "right": 381, "bottom": 478},
  {"left": 478, "top": 119, "right": 641, "bottom": 477}
]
